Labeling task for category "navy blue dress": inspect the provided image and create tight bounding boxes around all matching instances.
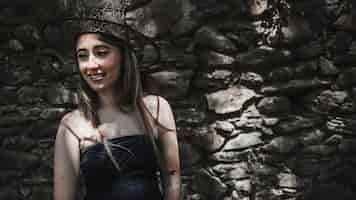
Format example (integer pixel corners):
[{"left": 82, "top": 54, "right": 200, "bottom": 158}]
[{"left": 80, "top": 135, "right": 163, "bottom": 200}]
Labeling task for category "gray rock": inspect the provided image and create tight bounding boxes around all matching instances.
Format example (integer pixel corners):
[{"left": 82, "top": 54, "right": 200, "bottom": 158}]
[
  {"left": 277, "top": 173, "right": 298, "bottom": 188},
  {"left": 40, "top": 108, "right": 67, "bottom": 120},
  {"left": 266, "top": 66, "right": 294, "bottom": 82},
  {"left": 206, "top": 86, "right": 256, "bottom": 114},
  {"left": 218, "top": 162, "right": 250, "bottom": 180},
  {"left": 191, "top": 126, "right": 225, "bottom": 152},
  {"left": 339, "top": 139, "right": 356, "bottom": 154},
  {"left": 294, "top": 60, "right": 319, "bottom": 78},
  {"left": 0, "top": 187, "right": 18, "bottom": 200},
  {"left": 299, "top": 129, "right": 326, "bottom": 146},
  {"left": 126, "top": 0, "right": 183, "bottom": 38},
  {"left": 275, "top": 115, "right": 323, "bottom": 134},
  {"left": 144, "top": 70, "right": 193, "bottom": 100},
  {"left": 302, "top": 145, "right": 337, "bottom": 156},
  {"left": 209, "top": 151, "right": 247, "bottom": 162},
  {"left": 194, "top": 169, "right": 228, "bottom": 199},
  {"left": 223, "top": 132, "right": 262, "bottom": 151},
  {"left": 45, "top": 84, "right": 76, "bottom": 105},
  {"left": 257, "top": 96, "right": 291, "bottom": 115},
  {"left": 195, "top": 26, "right": 237, "bottom": 53},
  {"left": 215, "top": 121, "right": 235, "bottom": 134},
  {"left": 235, "top": 46, "right": 293, "bottom": 69},
  {"left": 261, "top": 78, "right": 331, "bottom": 96},
  {"left": 191, "top": 70, "right": 234, "bottom": 93},
  {"left": 169, "top": 0, "right": 199, "bottom": 36},
  {"left": 263, "top": 136, "right": 298, "bottom": 154},
  {"left": 293, "top": 41, "right": 323, "bottom": 59},
  {"left": 0, "top": 87, "right": 17, "bottom": 105},
  {"left": 0, "top": 113, "right": 30, "bottom": 126},
  {"left": 193, "top": 0, "right": 231, "bottom": 19},
  {"left": 175, "top": 108, "right": 206, "bottom": 124},
  {"left": 239, "top": 72, "right": 264, "bottom": 89},
  {"left": 29, "top": 186, "right": 52, "bottom": 200},
  {"left": 17, "top": 86, "right": 43, "bottom": 104},
  {"left": 198, "top": 50, "right": 235, "bottom": 68},
  {"left": 337, "top": 67, "right": 356, "bottom": 88},
  {"left": 319, "top": 57, "right": 339, "bottom": 76},
  {"left": 313, "top": 90, "right": 356, "bottom": 114},
  {"left": 8, "top": 39, "right": 24, "bottom": 51},
  {"left": 246, "top": 0, "right": 268, "bottom": 16},
  {"left": 14, "top": 24, "right": 40, "bottom": 47},
  {"left": 179, "top": 142, "right": 201, "bottom": 168},
  {"left": 0, "top": 149, "right": 38, "bottom": 170},
  {"left": 227, "top": 179, "right": 251, "bottom": 192},
  {"left": 273, "top": 17, "right": 313, "bottom": 46}
]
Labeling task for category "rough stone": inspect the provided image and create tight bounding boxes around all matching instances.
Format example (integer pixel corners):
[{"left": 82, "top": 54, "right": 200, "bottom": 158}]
[
  {"left": 126, "top": 0, "right": 183, "bottom": 38},
  {"left": 227, "top": 179, "right": 251, "bottom": 192},
  {"left": 299, "top": 129, "right": 326, "bottom": 146},
  {"left": 215, "top": 121, "right": 235, "bottom": 135},
  {"left": 261, "top": 78, "right": 331, "bottom": 96},
  {"left": 7, "top": 39, "right": 24, "bottom": 51},
  {"left": 219, "top": 162, "right": 250, "bottom": 180},
  {"left": 198, "top": 50, "right": 235, "bottom": 68},
  {"left": 312, "top": 90, "right": 356, "bottom": 114},
  {"left": 246, "top": 0, "right": 268, "bottom": 16},
  {"left": 337, "top": 67, "right": 356, "bottom": 88},
  {"left": 175, "top": 108, "right": 206, "bottom": 124},
  {"left": 277, "top": 173, "right": 298, "bottom": 188},
  {"left": 293, "top": 41, "right": 323, "bottom": 59},
  {"left": 191, "top": 126, "right": 225, "bottom": 152},
  {"left": 14, "top": 24, "right": 40, "bottom": 47},
  {"left": 144, "top": 70, "right": 193, "bottom": 99},
  {"left": 195, "top": 26, "right": 237, "bottom": 53},
  {"left": 194, "top": 169, "right": 228, "bottom": 199},
  {"left": 263, "top": 136, "right": 299, "bottom": 154},
  {"left": 179, "top": 142, "right": 201, "bottom": 168},
  {"left": 257, "top": 96, "right": 291, "bottom": 115},
  {"left": 206, "top": 86, "right": 256, "bottom": 114},
  {"left": 209, "top": 151, "right": 247, "bottom": 163},
  {"left": 339, "top": 139, "right": 356, "bottom": 154},
  {"left": 235, "top": 46, "right": 293, "bottom": 69},
  {"left": 302, "top": 145, "right": 337, "bottom": 156},
  {"left": 0, "top": 188, "right": 18, "bottom": 200},
  {"left": 45, "top": 84, "right": 76, "bottom": 105},
  {"left": 169, "top": 0, "right": 199, "bottom": 36},
  {"left": 17, "top": 86, "right": 43, "bottom": 104},
  {"left": 239, "top": 72, "right": 264, "bottom": 89},
  {"left": 273, "top": 17, "right": 313, "bottom": 46},
  {"left": 319, "top": 57, "right": 339, "bottom": 76},
  {"left": 223, "top": 132, "right": 262, "bottom": 151},
  {"left": 0, "top": 149, "right": 38, "bottom": 170},
  {"left": 275, "top": 115, "right": 323, "bottom": 134},
  {"left": 40, "top": 108, "right": 67, "bottom": 120}
]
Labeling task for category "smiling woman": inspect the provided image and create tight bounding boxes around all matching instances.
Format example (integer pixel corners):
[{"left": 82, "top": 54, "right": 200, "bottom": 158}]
[
  {"left": 76, "top": 34, "right": 122, "bottom": 94},
  {"left": 52, "top": 1, "right": 181, "bottom": 200}
]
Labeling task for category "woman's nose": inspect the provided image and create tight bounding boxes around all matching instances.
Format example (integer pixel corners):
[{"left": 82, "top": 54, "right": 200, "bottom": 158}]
[{"left": 87, "top": 54, "right": 100, "bottom": 69}]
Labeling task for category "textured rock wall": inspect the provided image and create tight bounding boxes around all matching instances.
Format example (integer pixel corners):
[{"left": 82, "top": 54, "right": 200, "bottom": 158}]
[{"left": 1, "top": 0, "right": 356, "bottom": 199}]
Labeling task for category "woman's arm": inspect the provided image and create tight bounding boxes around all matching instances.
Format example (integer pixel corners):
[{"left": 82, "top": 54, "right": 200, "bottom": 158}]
[
  {"left": 54, "top": 114, "right": 81, "bottom": 200},
  {"left": 156, "top": 97, "right": 181, "bottom": 200}
]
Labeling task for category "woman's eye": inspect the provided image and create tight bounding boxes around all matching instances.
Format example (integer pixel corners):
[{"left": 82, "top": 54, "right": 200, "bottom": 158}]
[
  {"left": 96, "top": 50, "right": 109, "bottom": 57},
  {"left": 77, "top": 53, "right": 88, "bottom": 60}
]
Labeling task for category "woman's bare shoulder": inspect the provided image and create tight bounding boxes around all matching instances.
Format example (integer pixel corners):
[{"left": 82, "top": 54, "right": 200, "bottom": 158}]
[
  {"left": 142, "top": 95, "right": 170, "bottom": 115},
  {"left": 58, "top": 109, "right": 91, "bottom": 139}
]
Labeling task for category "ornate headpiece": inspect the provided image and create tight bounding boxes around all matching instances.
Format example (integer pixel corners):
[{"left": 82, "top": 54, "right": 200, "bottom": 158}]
[{"left": 43, "top": 0, "right": 159, "bottom": 66}]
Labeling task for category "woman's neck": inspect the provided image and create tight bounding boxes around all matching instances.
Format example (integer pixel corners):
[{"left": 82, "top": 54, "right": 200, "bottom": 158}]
[{"left": 97, "top": 89, "right": 118, "bottom": 109}]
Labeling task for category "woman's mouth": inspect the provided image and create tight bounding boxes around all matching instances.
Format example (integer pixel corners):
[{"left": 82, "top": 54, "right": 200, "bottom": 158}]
[{"left": 86, "top": 71, "right": 107, "bottom": 81}]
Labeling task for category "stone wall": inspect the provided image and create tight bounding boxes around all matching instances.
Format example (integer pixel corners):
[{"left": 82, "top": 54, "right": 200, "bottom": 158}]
[{"left": 1, "top": 0, "right": 356, "bottom": 200}]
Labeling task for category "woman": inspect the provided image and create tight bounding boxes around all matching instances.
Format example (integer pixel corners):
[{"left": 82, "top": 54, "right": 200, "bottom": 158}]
[{"left": 53, "top": 26, "right": 180, "bottom": 200}]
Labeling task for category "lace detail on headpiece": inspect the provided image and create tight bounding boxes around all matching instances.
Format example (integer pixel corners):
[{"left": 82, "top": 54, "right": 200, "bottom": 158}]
[{"left": 74, "top": 0, "right": 129, "bottom": 25}]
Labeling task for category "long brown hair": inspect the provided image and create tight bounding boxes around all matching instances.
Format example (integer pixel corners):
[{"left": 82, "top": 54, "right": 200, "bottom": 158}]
[{"left": 74, "top": 32, "right": 165, "bottom": 174}]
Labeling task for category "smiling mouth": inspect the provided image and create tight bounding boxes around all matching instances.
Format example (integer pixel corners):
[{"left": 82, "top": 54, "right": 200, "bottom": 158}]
[{"left": 86, "top": 71, "right": 107, "bottom": 81}]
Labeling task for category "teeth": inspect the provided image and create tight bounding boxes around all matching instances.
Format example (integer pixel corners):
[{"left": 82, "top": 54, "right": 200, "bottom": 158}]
[{"left": 86, "top": 71, "right": 106, "bottom": 81}]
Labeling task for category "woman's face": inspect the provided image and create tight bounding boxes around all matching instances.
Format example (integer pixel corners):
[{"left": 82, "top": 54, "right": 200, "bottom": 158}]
[{"left": 76, "top": 33, "right": 122, "bottom": 93}]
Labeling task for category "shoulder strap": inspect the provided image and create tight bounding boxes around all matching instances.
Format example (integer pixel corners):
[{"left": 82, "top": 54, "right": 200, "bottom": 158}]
[{"left": 62, "top": 122, "right": 81, "bottom": 142}]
